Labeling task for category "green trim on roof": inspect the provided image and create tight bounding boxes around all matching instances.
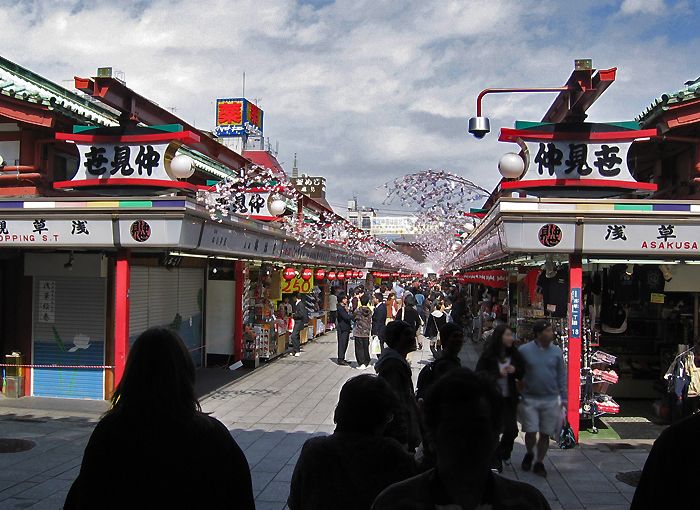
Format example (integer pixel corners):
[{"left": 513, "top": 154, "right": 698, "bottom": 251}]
[
  {"left": 637, "top": 77, "right": 700, "bottom": 126},
  {"left": 514, "top": 121, "right": 552, "bottom": 130},
  {"left": 614, "top": 204, "right": 653, "bottom": 211}
]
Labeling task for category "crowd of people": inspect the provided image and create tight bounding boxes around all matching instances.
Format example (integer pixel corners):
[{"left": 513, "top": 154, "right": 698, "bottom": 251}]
[{"left": 65, "top": 278, "right": 694, "bottom": 509}]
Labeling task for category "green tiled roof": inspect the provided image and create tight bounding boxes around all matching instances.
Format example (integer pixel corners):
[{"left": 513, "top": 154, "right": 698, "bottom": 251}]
[
  {"left": 0, "top": 55, "right": 241, "bottom": 181},
  {"left": 0, "top": 55, "right": 119, "bottom": 127},
  {"left": 637, "top": 76, "right": 700, "bottom": 126}
]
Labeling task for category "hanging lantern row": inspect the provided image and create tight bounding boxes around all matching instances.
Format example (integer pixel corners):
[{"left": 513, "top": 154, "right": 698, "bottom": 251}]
[{"left": 282, "top": 266, "right": 366, "bottom": 282}]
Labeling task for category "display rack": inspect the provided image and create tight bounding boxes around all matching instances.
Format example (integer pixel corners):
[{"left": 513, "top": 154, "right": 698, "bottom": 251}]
[{"left": 580, "top": 327, "right": 621, "bottom": 433}]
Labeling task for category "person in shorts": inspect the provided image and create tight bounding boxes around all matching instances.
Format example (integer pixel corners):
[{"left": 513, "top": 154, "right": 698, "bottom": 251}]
[{"left": 517, "top": 320, "right": 566, "bottom": 478}]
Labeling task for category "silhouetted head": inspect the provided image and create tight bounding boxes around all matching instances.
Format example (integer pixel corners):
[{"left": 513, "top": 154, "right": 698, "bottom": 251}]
[
  {"left": 109, "top": 327, "right": 200, "bottom": 421},
  {"left": 360, "top": 294, "right": 370, "bottom": 306},
  {"left": 384, "top": 320, "right": 416, "bottom": 355},
  {"left": 334, "top": 374, "right": 397, "bottom": 435},
  {"left": 439, "top": 323, "right": 464, "bottom": 356},
  {"left": 423, "top": 368, "right": 502, "bottom": 473},
  {"left": 403, "top": 294, "right": 416, "bottom": 308}
]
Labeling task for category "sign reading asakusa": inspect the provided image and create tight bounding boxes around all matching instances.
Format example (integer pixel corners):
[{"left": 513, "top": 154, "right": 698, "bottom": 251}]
[{"left": 584, "top": 223, "right": 700, "bottom": 254}]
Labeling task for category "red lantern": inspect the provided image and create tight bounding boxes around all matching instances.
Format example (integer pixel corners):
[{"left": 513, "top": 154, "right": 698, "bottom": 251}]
[
  {"left": 351, "top": 270, "right": 359, "bottom": 278},
  {"left": 315, "top": 269, "right": 326, "bottom": 281},
  {"left": 345, "top": 270, "right": 353, "bottom": 279},
  {"left": 301, "top": 268, "right": 313, "bottom": 281},
  {"left": 327, "top": 271, "right": 337, "bottom": 281},
  {"left": 283, "top": 267, "right": 296, "bottom": 281},
  {"left": 337, "top": 271, "right": 346, "bottom": 280},
  {"left": 392, "top": 272, "right": 400, "bottom": 277},
  {"left": 358, "top": 271, "right": 365, "bottom": 279}
]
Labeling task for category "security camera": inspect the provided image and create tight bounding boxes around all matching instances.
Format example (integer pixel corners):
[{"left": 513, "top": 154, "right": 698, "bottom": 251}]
[{"left": 468, "top": 116, "right": 491, "bottom": 138}]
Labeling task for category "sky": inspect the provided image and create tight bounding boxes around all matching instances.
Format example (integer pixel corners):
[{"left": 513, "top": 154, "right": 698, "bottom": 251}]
[{"left": 1, "top": 0, "right": 699, "bottom": 212}]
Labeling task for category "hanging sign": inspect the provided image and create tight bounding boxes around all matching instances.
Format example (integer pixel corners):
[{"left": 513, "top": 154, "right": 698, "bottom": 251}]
[
  {"left": 499, "top": 122, "right": 658, "bottom": 197},
  {"left": 456, "top": 270, "right": 508, "bottom": 289},
  {"left": 570, "top": 288, "right": 581, "bottom": 339},
  {"left": 281, "top": 274, "right": 314, "bottom": 294},
  {"left": 54, "top": 126, "right": 200, "bottom": 191},
  {"left": 583, "top": 222, "right": 700, "bottom": 255}
]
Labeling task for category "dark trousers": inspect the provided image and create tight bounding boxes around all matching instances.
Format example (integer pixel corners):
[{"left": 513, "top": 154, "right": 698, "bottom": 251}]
[
  {"left": 355, "top": 337, "right": 370, "bottom": 366},
  {"left": 337, "top": 329, "right": 350, "bottom": 362},
  {"left": 291, "top": 324, "right": 304, "bottom": 353},
  {"left": 498, "top": 396, "right": 519, "bottom": 459}
]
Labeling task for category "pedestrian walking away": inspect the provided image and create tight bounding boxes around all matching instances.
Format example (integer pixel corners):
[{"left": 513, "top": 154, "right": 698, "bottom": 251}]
[
  {"left": 372, "top": 368, "right": 551, "bottom": 510},
  {"left": 517, "top": 320, "right": 567, "bottom": 478},
  {"left": 64, "top": 328, "right": 254, "bottom": 510},
  {"left": 416, "top": 323, "right": 464, "bottom": 401},
  {"left": 353, "top": 294, "right": 373, "bottom": 369},
  {"left": 396, "top": 294, "right": 423, "bottom": 350},
  {"left": 328, "top": 287, "right": 338, "bottom": 329},
  {"left": 336, "top": 293, "right": 353, "bottom": 366},
  {"left": 476, "top": 324, "right": 526, "bottom": 472},
  {"left": 374, "top": 320, "right": 421, "bottom": 452},
  {"left": 288, "top": 374, "right": 416, "bottom": 510},
  {"left": 291, "top": 292, "right": 309, "bottom": 357},
  {"left": 371, "top": 292, "right": 388, "bottom": 357},
  {"left": 424, "top": 298, "right": 448, "bottom": 358}
]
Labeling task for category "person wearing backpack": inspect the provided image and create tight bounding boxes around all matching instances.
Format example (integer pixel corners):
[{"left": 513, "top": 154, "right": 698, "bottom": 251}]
[
  {"left": 416, "top": 323, "right": 464, "bottom": 400},
  {"left": 424, "top": 299, "right": 448, "bottom": 358}
]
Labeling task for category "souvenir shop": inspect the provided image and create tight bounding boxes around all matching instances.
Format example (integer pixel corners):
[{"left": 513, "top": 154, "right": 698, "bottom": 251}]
[{"left": 456, "top": 195, "right": 700, "bottom": 438}]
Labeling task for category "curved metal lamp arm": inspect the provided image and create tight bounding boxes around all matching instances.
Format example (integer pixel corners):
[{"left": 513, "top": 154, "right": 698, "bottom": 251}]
[{"left": 476, "top": 87, "right": 573, "bottom": 117}]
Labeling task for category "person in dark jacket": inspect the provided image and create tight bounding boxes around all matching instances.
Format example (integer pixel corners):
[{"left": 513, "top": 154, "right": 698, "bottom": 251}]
[
  {"left": 372, "top": 369, "right": 550, "bottom": 510},
  {"left": 353, "top": 294, "right": 373, "bottom": 369},
  {"left": 336, "top": 293, "right": 353, "bottom": 366},
  {"left": 291, "top": 292, "right": 309, "bottom": 357},
  {"left": 374, "top": 320, "right": 421, "bottom": 451},
  {"left": 288, "top": 374, "right": 416, "bottom": 510},
  {"left": 396, "top": 294, "right": 423, "bottom": 350},
  {"left": 476, "top": 324, "right": 526, "bottom": 472},
  {"left": 371, "top": 292, "right": 388, "bottom": 348},
  {"left": 416, "top": 323, "right": 464, "bottom": 401},
  {"left": 424, "top": 299, "right": 448, "bottom": 358},
  {"left": 631, "top": 411, "right": 700, "bottom": 509},
  {"left": 65, "top": 328, "right": 254, "bottom": 510}
]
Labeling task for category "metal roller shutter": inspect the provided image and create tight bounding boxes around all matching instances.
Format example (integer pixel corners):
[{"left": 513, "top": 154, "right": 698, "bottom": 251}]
[
  {"left": 129, "top": 266, "right": 204, "bottom": 367},
  {"left": 32, "top": 276, "right": 106, "bottom": 400}
]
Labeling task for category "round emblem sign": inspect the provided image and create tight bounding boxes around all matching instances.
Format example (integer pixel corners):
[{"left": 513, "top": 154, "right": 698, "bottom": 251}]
[
  {"left": 538, "top": 224, "right": 562, "bottom": 247},
  {"left": 130, "top": 220, "right": 151, "bottom": 242}
]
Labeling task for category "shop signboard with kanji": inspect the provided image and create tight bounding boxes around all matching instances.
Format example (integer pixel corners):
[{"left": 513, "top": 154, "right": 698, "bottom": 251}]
[
  {"left": 203, "top": 188, "right": 280, "bottom": 221},
  {"left": 583, "top": 222, "right": 700, "bottom": 255},
  {"left": 292, "top": 176, "right": 326, "bottom": 198},
  {"left": 499, "top": 122, "right": 658, "bottom": 197},
  {"left": 0, "top": 219, "right": 113, "bottom": 246},
  {"left": 214, "top": 98, "right": 264, "bottom": 137},
  {"left": 55, "top": 126, "right": 200, "bottom": 190}
]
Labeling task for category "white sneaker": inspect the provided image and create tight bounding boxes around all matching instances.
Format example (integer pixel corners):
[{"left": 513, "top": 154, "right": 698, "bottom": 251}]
[
  {"left": 293, "top": 352, "right": 301, "bottom": 357},
  {"left": 360, "top": 364, "right": 368, "bottom": 370}
]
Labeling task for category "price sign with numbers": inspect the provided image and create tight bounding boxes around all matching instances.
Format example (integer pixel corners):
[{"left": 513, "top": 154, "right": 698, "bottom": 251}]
[{"left": 281, "top": 275, "right": 314, "bottom": 295}]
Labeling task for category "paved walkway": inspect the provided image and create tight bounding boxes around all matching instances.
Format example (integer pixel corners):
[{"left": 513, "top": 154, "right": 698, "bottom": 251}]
[{"left": 0, "top": 332, "right": 650, "bottom": 509}]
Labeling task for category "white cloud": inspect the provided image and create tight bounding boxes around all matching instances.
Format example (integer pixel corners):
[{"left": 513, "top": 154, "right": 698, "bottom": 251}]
[
  {"left": 0, "top": 0, "right": 696, "bottom": 209},
  {"left": 619, "top": 0, "right": 666, "bottom": 15}
]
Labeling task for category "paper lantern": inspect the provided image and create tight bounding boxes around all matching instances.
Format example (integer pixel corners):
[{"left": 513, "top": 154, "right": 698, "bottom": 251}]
[
  {"left": 301, "top": 268, "right": 313, "bottom": 281},
  {"left": 352, "top": 270, "right": 359, "bottom": 278},
  {"left": 345, "top": 270, "right": 353, "bottom": 279},
  {"left": 315, "top": 269, "right": 326, "bottom": 280},
  {"left": 327, "top": 271, "right": 337, "bottom": 281},
  {"left": 283, "top": 267, "right": 296, "bottom": 281},
  {"left": 169, "top": 154, "right": 195, "bottom": 179},
  {"left": 337, "top": 271, "right": 346, "bottom": 280},
  {"left": 357, "top": 271, "right": 365, "bottom": 279}
]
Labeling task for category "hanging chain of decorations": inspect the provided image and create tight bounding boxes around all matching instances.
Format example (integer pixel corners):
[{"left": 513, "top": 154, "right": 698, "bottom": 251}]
[{"left": 380, "top": 169, "right": 490, "bottom": 214}]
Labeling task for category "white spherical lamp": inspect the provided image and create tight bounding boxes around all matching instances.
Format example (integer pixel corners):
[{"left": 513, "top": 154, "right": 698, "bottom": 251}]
[
  {"left": 498, "top": 152, "right": 525, "bottom": 179},
  {"left": 465, "top": 222, "right": 475, "bottom": 232},
  {"left": 268, "top": 197, "right": 287, "bottom": 216},
  {"left": 170, "top": 154, "right": 195, "bottom": 179}
]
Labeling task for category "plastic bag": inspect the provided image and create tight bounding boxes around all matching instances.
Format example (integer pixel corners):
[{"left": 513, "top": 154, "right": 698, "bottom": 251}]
[{"left": 370, "top": 336, "right": 382, "bottom": 355}]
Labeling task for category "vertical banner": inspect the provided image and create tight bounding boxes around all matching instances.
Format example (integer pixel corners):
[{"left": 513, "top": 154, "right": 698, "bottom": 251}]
[{"left": 567, "top": 254, "right": 583, "bottom": 442}]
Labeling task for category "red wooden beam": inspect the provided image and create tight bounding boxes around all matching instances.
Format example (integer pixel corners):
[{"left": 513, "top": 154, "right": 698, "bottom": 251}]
[
  {"left": 74, "top": 76, "right": 249, "bottom": 172},
  {"left": 56, "top": 130, "right": 200, "bottom": 145},
  {"left": 0, "top": 100, "right": 54, "bottom": 128}
]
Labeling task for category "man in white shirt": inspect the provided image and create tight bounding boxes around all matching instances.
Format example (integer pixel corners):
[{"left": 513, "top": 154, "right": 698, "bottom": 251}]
[{"left": 328, "top": 288, "right": 338, "bottom": 329}]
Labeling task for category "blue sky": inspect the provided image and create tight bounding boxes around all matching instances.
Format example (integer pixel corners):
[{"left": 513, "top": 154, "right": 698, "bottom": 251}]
[{"left": 0, "top": 0, "right": 698, "bottom": 211}]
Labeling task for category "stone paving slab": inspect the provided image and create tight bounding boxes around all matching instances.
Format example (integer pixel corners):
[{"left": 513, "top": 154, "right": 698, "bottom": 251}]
[{"left": 0, "top": 331, "right": 651, "bottom": 508}]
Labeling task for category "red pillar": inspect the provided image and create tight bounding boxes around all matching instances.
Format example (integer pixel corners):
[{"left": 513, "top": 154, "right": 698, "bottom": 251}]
[
  {"left": 233, "top": 261, "right": 245, "bottom": 361},
  {"left": 114, "top": 251, "right": 130, "bottom": 386},
  {"left": 567, "top": 254, "right": 583, "bottom": 441}
]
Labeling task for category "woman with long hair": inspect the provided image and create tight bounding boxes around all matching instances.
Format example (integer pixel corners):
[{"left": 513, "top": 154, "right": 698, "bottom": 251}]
[
  {"left": 65, "top": 328, "right": 254, "bottom": 509},
  {"left": 386, "top": 292, "right": 398, "bottom": 323},
  {"left": 475, "top": 324, "right": 525, "bottom": 472}
]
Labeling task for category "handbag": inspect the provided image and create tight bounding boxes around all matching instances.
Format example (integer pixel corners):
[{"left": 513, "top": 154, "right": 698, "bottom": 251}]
[{"left": 370, "top": 336, "right": 382, "bottom": 355}]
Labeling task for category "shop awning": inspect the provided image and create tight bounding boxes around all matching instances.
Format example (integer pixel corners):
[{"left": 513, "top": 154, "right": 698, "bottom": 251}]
[{"left": 453, "top": 197, "right": 700, "bottom": 270}]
